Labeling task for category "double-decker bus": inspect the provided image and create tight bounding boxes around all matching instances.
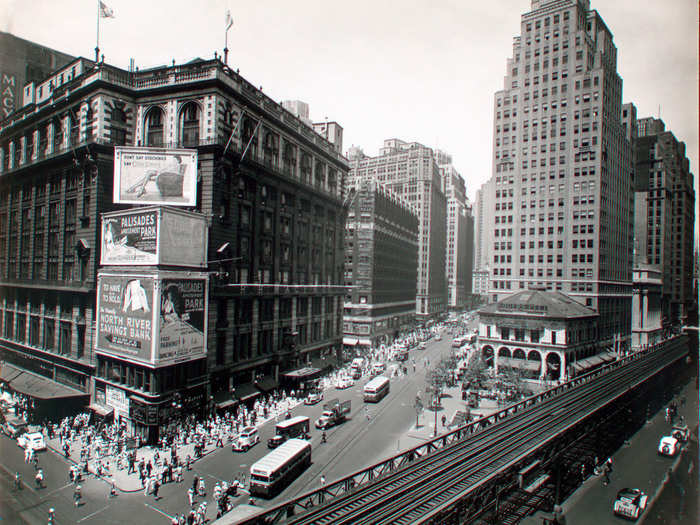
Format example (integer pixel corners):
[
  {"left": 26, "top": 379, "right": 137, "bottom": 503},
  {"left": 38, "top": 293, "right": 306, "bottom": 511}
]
[
  {"left": 249, "top": 438, "right": 312, "bottom": 497},
  {"left": 363, "top": 375, "right": 390, "bottom": 402}
]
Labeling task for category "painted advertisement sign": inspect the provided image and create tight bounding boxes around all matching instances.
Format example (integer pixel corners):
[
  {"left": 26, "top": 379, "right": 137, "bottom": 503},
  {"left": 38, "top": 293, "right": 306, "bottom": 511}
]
[
  {"left": 101, "top": 209, "right": 158, "bottom": 265},
  {"left": 100, "top": 207, "right": 207, "bottom": 268},
  {"left": 113, "top": 146, "right": 197, "bottom": 206},
  {"left": 96, "top": 271, "right": 208, "bottom": 367},
  {"left": 157, "top": 279, "right": 207, "bottom": 365},
  {"left": 96, "top": 274, "right": 156, "bottom": 365},
  {"left": 105, "top": 385, "right": 130, "bottom": 419}
]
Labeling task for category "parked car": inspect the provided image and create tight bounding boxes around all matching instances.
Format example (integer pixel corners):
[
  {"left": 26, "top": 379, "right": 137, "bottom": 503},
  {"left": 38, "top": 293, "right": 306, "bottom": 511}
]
[
  {"left": 17, "top": 432, "right": 46, "bottom": 451},
  {"left": 2, "top": 416, "right": 27, "bottom": 438},
  {"left": 657, "top": 436, "right": 681, "bottom": 457},
  {"left": 304, "top": 391, "right": 324, "bottom": 405},
  {"left": 671, "top": 424, "right": 689, "bottom": 442},
  {"left": 335, "top": 377, "right": 355, "bottom": 389},
  {"left": 232, "top": 426, "right": 260, "bottom": 452},
  {"left": 613, "top": 488, "right": 648, "bottom": 520}
]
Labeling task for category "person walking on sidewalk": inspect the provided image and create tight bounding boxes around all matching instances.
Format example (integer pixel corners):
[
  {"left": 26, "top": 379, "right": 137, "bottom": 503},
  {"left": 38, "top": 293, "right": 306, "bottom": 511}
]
[{"left": 188, "top": 487, "right": 195, "bottom": 507}]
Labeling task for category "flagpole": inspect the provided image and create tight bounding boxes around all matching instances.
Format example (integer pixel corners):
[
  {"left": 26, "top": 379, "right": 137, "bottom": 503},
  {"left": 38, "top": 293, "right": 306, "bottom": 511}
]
[
  {"left": 224, "top": 13, "right": 231, "bottom": 65},
  {"left": 95, "top": 0, "right": 100, "bottom": 62}
]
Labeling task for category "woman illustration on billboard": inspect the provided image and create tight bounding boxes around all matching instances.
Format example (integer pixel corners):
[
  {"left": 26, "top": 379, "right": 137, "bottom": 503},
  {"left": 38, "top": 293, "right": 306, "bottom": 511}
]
[
  {"left": 122, "top": 279, "right": 150, "bottom": 313},
  {"left": 161, "top": 285, "right": 183, "bottom": 325}
]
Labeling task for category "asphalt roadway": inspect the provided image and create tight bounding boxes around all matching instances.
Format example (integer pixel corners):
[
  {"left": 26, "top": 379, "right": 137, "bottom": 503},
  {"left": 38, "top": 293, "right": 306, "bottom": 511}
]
[{"left": 0, "top": 333, "right": 456, "bottom": 524}]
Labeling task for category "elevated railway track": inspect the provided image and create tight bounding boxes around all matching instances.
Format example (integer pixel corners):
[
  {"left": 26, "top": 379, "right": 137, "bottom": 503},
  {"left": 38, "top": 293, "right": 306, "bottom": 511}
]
[{"left": 232, "top": 336, "right": 689, "bottom": 524}]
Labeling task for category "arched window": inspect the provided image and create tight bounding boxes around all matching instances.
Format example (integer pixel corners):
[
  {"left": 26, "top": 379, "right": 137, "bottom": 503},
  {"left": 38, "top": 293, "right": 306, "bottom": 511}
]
[
  {"left": 314, "top": 160, "right": 325, "bottom": 188},
  {"left": 283, "top": 142, "right": 296, "bottom": 177},
  {"left": 241, "top": 118, "right": 257, "bottom": 159},
  {"left": 300, "top": 153, "right": 311, "bottom": 184},
  {"left": 178, "top": 102, "right": 200, "bottom": 147},
  {"left": 263, "top": 131, "right": 279, "bottom": 167},
  {"left": 144, "top": 107, "right": 164, "bottom": 147}
]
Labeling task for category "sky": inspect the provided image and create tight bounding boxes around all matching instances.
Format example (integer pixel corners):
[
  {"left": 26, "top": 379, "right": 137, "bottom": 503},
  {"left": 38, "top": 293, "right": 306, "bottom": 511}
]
[{"left": 1, "top": 0, "right": 698, "bottom": 203}]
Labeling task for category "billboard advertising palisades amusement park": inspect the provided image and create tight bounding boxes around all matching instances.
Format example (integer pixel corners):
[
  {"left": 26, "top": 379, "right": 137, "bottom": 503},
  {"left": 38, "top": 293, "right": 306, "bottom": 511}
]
[
  {"left": 100, "top": 207, "right": 207, "bottom": 268},
  {"left": 96, "top": 271, "right": 208, "bottom": 367}
]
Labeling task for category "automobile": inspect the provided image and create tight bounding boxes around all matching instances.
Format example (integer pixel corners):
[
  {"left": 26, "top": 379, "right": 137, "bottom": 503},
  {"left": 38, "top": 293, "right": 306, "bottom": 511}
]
[
  {"left": 671, "top": 424, "right": 689, "bottom": 442},
  {"left": 232, "top": 426, "right": 260, "bottom": 452},
  {"left": 418, "top": 342, "right": 427, "bottom": 350},
  {"left": 17, "top": 432, "right": 46, "bottom": 451},
  {"left": 434, "top": 335, "right": 442, "bottom": 341},
  {"left": 2, "top": 416, "right": 28, "bottom": 438},
  {"left": 335, "top": 377, "right": 355, "bottom": 389},
  {"left": 613, "top": 488, "right": 648, "bottom": 520},
  {"left": 371, "top": 363, "right": 386, "bottom": 376},
  {"left": 657, "top": 435, "right": 681, "bottom": 457},
  {"left": 304, "top": 391, "right": 324, "bottom": 405}
]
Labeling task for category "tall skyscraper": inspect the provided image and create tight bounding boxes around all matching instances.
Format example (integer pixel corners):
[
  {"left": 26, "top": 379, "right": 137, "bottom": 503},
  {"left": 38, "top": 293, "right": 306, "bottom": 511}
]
[
  {"left": 632, "top": 115, "right": 696, "bottom": 327},
  {"left": 348, "top": 139, "right": 447, "bottom": 319},
  {"left": 488, "top": 0, "right": 634, "bottom": 351}
]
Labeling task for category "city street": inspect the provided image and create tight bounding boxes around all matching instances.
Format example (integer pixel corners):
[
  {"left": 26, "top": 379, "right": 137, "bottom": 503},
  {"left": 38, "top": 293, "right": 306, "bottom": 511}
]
[{"left": 0, "top": 333, "right": 457, "bottom": 524}]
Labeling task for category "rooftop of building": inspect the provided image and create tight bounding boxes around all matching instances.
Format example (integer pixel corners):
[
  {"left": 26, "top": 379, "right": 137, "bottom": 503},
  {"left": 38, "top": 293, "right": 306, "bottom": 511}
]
[
  {"left": 0, "top": 55, "right": 346, "bottom": 163},
  {"left": 479, "top": 287, "right": 598, "bottom": 319}
]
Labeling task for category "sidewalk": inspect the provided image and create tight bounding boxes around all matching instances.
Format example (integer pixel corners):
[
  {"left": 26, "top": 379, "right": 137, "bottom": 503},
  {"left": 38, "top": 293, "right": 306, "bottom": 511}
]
[
  {"left": 45, "top": 396, "right": 305, "bottom": 492},
  {"left": 403, "top": 386, "right": 504, "bottom": 445}
]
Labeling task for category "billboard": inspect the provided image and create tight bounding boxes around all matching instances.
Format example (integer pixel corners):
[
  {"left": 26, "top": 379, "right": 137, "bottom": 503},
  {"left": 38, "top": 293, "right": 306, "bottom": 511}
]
[
  {"left": 157, "top": 279, "right": 207, "bottom": 365},
  {"left": 96, "top": 271, "right": 208, "bottom": 367},
  {"left": 101, "top": 209, "right": 158, "bottom": 265},
  {"left": 97, "top": 274, "right": 156, "bottom": 364},
  {"left": 113, "top": 146, "right": 197, "bottom": 206},
  {"left": 101, "top": 207, "right": 207, "bottom": 267}
]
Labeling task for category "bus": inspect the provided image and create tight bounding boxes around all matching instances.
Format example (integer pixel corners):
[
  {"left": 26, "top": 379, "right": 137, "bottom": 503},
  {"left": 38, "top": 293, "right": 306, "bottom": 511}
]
[
  {"left": 267, "top": 416, "right": 310, "bottom": 448},
  {"left": 363, "top": 375, "right": 390, "bottom": 403},
  {"left": 249, "top": 438, "right": 312, "bottom": 497}
]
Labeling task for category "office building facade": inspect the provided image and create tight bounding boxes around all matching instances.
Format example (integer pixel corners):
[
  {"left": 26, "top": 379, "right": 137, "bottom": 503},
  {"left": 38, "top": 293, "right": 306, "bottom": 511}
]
[
  {"left": 632, "top": 116, "right": 695, "bottom": 328},
  {"left": 487, "top": 0, "right": 634, "bottom": 352},
  {"left": 348, "top": 139, "right": 447, "bottom": 320},
  {"left": 0, "top": 55, "right": 347, "bottom": 437},
  {"left": 343, "top": 180, "right": 419, "bottom": 348}
]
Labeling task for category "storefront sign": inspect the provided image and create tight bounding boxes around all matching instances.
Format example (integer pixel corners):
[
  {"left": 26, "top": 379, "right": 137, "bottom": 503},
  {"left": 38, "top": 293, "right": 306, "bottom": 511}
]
[
  {"left": 113, "top": 146, "right": 197, "bottom": 206},
  {"left": 105, "top": 385, "right": 130, "bottom": 415}
]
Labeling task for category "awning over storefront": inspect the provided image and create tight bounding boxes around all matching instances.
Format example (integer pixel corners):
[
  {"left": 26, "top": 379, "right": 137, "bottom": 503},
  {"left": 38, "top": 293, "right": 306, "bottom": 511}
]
[
  {"left": 571, "top": 355, "right": 605, "bottom": 372},
  {"left": 598, "top": 351, "right": 618, "bottom": 363},
  {"left": 306, "top": 357, "right": 334, "bottom": 372},
  {"left": 342, "top": 337, "right": 372, "bottom": 346},
  {"left": 281, "top": 367, "right": 321, "bottom": 380},
  {"left": 1, "top": 363, "right": 87, "bottom": 400},
  {"left": 88, "top": 403, "right": 114, "bottom": 417},
  {"left": 233, "top": 383, "right": 261, "bottom": 402},
  {"left": 498, "top": 357, "right": 542, "bottom": 371},
  {"left": 213, "top": 390, "right": 238, "bottom": 409},
  {"left": 254, "top": 376, "right": 278, "bottom": 393},
  {"left": 0, "top": 363, "right": 24, "bottom": 384}
]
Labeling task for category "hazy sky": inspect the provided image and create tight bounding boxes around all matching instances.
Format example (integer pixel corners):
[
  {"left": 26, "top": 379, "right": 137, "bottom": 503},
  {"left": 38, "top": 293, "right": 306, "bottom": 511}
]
[{"left": 2, "top": 0, "right": 697, "bottom": 202}]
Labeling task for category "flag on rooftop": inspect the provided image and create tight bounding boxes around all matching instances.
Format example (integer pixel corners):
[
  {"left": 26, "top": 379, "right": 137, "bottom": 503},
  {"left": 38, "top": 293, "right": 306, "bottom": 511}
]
[
  {"left": 99, "top": 1, "right": 115, "bottom": 18},
  {"left": 225, "top": 10, "right": 234, "bottom": 30}
]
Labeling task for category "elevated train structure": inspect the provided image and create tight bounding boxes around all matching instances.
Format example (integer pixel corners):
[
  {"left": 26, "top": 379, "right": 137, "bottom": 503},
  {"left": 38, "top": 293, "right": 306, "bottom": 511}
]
[{"left": 232, "top": 335, "right": 690, "bottom": 524}]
